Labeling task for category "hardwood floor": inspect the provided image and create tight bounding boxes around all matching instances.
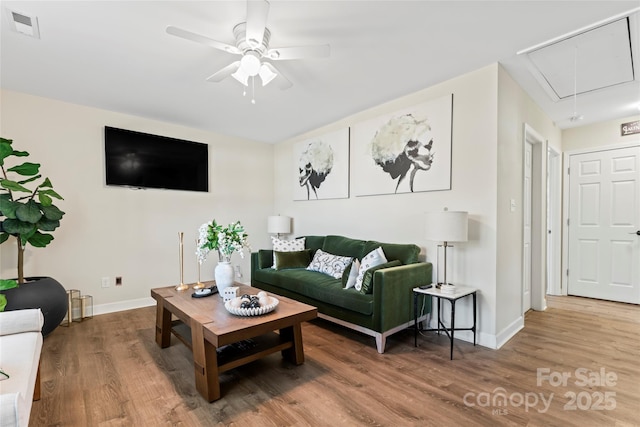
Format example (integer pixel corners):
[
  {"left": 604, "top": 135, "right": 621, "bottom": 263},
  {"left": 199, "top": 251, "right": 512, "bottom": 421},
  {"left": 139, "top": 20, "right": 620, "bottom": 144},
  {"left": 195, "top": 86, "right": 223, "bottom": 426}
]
[{"left": 30, "top": 295, "right": 639, "bottom": 426}]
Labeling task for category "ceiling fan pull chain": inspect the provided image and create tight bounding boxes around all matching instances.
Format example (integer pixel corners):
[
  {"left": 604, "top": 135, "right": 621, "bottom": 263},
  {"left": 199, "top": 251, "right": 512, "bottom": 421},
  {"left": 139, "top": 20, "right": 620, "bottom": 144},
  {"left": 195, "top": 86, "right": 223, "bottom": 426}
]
[{"left": 251, "top": 76, "right": 256, "bottom": 104}]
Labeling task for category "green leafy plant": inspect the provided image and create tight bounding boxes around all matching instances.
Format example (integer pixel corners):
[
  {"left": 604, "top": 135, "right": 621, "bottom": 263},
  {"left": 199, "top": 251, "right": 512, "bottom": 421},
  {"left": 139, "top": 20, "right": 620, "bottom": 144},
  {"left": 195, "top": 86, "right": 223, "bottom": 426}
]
[
  {"left": 0, "top": 137, "right": 65, "bottom": 310},
  {"left": 196, "top": 219, "right": 250, "bottom": 263}
]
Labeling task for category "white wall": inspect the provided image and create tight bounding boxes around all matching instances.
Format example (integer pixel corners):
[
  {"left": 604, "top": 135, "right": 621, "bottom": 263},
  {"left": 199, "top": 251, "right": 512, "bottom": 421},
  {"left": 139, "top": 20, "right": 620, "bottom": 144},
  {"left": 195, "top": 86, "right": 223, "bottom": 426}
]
[
  {"left": 562, "top": 114, "right": 640, "bottom": 152},
  {"left": 273, "top": 65, "right": 501, "bottom": 347},
  {"left": 0, "top": 89, "right": 274, "bottom": 314},
  {"left": 496, "top": 66, "right": 561, "bottom": 345},
  {"left": 0, "top": 62, "right": 567, "bottom": 347}
]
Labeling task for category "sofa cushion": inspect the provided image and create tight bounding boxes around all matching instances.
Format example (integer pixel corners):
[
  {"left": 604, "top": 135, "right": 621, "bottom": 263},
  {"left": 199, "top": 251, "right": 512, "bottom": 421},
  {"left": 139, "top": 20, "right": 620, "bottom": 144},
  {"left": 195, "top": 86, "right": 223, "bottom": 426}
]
[
  {"left": 354, "top": 246, "right": 388, "bottom": 291},
  {"left": 253, "top": 268, "right": 373, "bottom": 315},
  {"left": 322, "top": 235, "right": 366, "bottom": 259},
  {"left": 0, "top": 309, "right": 43, "bottom": 427},
  {"left": 363, "top": 240, "right": 420, "bottom": 265},
  {"left": 359, "top": 260, "right": 402, "bottom": 294},
  {"left": 307, "top": 249, "right": 352, "bottom": 279},
  {"left": 303, "top": 235, "right": 326, "bottom": 252},
  {"left": 272, "top": 236, "right": 305, "bottom": 252},
  {"left": 0, "top": 309, "right": 44, "bottom": 336},
  {"left": 274, "top": 250, "right": 311, "bottom": 270},
  {"left": 256, "top": 249, "right": 275, "bottom": 269},
  {"left": 343, "top": 259, "right": 360, "bottom": 289},
  {"left": 271, "top": 237, "right": 306, "bottom": 269}
]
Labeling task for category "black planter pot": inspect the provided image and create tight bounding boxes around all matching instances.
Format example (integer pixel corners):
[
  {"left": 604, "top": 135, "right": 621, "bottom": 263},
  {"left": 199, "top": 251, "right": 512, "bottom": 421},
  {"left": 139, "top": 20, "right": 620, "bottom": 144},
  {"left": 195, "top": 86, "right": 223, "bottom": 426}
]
[{"left": 1, "top": 276, "right": 68, "bottom": 337}]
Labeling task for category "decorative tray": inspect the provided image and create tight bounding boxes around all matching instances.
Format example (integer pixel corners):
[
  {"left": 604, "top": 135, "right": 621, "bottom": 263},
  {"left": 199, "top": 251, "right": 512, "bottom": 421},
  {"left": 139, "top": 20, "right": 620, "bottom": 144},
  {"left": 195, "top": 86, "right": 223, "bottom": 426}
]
[{"left": 224, "top": 296, "right": 279, "bottom": 317}]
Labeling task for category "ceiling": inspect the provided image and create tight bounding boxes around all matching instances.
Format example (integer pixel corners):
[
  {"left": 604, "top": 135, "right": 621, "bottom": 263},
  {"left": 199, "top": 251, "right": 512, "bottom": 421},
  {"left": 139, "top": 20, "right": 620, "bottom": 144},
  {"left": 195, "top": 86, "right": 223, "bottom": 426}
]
[{"left": 1, "top": 1, "right": 639, "bottom": 144}]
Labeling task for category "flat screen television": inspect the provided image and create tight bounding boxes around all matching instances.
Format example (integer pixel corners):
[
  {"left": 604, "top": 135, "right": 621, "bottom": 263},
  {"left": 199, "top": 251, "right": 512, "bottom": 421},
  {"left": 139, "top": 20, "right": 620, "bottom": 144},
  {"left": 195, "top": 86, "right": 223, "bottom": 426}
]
[{"left": 104, "top": 126, "right": 208, "bottom": 192}]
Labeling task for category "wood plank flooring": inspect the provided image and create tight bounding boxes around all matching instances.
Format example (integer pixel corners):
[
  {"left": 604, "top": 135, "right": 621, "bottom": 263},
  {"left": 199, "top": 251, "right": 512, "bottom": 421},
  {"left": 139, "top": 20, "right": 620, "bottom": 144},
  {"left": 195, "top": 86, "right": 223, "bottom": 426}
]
[{"left": 29, "top": 295, "right": 639, "bottom": 426}]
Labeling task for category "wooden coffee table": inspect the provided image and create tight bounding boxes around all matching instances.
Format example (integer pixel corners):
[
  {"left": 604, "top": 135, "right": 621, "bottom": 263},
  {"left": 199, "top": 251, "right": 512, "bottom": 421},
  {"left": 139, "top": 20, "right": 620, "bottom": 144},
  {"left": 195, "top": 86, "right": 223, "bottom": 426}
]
[{"left": 150, "top": 282, "right": 317, "bottom": 401}]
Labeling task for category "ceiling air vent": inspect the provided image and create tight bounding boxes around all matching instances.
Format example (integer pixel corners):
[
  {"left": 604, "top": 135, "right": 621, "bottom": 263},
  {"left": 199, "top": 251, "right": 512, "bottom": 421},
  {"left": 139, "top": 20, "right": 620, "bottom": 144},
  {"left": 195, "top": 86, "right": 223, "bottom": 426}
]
[{"left": 6, "top": 8, "right": 40, "bottom": 39}]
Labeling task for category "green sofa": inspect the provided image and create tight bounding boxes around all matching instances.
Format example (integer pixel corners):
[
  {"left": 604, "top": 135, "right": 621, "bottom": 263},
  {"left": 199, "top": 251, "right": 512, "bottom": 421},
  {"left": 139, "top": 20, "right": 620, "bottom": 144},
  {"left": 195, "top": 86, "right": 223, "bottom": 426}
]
[{"left": 251, "top": 235, "right": 432, "bottom": 353}]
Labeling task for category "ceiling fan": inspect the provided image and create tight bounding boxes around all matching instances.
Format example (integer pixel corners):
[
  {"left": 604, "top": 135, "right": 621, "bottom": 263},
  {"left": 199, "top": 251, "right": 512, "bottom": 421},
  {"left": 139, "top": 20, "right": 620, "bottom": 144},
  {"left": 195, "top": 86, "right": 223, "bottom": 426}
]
[{"left": 166, "top": 0, "right": 330, "bottom": 93}]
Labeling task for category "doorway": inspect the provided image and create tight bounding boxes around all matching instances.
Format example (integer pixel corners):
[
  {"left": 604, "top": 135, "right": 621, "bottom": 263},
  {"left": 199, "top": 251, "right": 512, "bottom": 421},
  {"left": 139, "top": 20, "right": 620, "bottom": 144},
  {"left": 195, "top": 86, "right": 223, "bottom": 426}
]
[
  {"left": 565, "top": 144, "right": 640, "bottom": 304},
  {"left": 523, "top": 124, "right": 547, "bottom": 313},
  {"left": 546, "top": 147, "right": 561, "bottom": 295}
]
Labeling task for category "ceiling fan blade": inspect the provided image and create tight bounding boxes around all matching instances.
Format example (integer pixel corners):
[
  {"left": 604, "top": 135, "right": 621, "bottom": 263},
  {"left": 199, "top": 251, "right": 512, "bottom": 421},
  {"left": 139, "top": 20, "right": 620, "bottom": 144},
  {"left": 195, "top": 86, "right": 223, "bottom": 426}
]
[
  {"left": 206, "top": 61, "right": 241, "bottom": 82},
  {"left": 266, "top": 44, "right": 330, "bottom": 60},
  {"left": 246, "top": 0, "right": 270, "bottom": 49},
  {"left": 261, "top": 62, "right": 292, "bottom": 90},
  {"left": 166, "top": 26, "right": 241, "bottom": 55}
]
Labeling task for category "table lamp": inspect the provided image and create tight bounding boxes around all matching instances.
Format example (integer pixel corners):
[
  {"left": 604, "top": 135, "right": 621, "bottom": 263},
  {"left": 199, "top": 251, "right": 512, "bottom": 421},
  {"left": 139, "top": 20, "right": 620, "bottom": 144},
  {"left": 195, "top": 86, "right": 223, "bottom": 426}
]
[
  {"left": 425, "top": 209, "right": 468, "bottom": 293},
  {"left": 267, "top": 215, "right": 291, "bottom": 239}
]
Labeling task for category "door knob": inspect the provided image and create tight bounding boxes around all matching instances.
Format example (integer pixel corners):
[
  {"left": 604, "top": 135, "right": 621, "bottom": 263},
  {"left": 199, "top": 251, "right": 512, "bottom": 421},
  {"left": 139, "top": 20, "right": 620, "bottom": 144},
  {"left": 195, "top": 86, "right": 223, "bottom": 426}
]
[{"left": 632, "top": 230, "right": 640, "bottom": 236}]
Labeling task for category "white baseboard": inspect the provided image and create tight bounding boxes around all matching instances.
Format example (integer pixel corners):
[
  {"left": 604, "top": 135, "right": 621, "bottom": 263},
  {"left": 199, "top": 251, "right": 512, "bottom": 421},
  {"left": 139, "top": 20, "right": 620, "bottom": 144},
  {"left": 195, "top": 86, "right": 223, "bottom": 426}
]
[
  {"left": 425, "top": 320, "right": 498, "bottom": 349},
  {"left": 93, "top": 297, "right": 155, "bottom": 316},
  {"left": 433, "top": 316, "right": 523, "bottom": 350},
  {"left": 90, "top": 297, "right": 523, "bottom": 352},
  {"left": 495, "top": 315, "right": 524, "bottom": 349}
]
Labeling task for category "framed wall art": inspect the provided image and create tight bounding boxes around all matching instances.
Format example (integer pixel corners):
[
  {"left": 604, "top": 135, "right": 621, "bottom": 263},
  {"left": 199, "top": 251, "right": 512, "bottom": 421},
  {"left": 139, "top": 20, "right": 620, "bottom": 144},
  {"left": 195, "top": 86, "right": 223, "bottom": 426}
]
[
  {"left": 293, "top": 128, "right": 350, "bottom": 201},
  {"left": 351, "top": 94, "right": 453, "bottom": 196}
]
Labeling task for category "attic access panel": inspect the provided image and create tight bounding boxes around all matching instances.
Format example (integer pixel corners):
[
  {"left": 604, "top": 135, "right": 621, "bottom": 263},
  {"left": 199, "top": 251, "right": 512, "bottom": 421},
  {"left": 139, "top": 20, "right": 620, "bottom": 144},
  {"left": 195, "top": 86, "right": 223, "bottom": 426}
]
[{"left": 526, "top": 18, "right": 634, "bottom": 100}]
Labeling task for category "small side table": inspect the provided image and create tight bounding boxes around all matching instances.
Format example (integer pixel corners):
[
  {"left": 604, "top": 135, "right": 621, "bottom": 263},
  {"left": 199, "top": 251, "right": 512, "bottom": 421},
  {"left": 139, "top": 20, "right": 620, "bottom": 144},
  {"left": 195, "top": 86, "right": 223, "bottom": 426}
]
[{"left": 413, "top": 285, "right": 478, "bottom": 360}]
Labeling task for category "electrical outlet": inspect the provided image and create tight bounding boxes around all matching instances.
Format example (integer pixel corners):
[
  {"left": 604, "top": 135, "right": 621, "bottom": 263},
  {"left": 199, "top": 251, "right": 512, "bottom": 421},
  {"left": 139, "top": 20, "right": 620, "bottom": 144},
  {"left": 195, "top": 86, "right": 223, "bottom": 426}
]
[
  {"left": 235, "top": 266, "right": 243, "bottom": 278},
  {"left": 115, "top": 276, "right": 122, "bottom": 286},
  {"left": 101, "top": 277, "right": 110, "bottom": 288}
]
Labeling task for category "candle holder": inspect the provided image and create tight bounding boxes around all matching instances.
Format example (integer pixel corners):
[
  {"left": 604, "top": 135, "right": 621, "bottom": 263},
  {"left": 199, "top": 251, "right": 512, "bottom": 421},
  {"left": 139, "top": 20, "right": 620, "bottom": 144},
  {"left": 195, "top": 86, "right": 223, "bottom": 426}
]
[
  {"left": 61, "top": 289, "right": 80, "bottom": 326},
  {"left": 175, "top": 232, "right": 189, "bottom": 292},
  {"left": 193, "top": 238, "right": 205, "bottom": 290}
]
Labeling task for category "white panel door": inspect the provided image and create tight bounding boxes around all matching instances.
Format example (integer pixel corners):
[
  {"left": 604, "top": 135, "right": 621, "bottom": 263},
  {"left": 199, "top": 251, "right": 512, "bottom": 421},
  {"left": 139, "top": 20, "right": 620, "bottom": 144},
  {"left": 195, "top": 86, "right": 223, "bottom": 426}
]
[{"left": 568, "top": 146, "right": 640, "bottom": 303}]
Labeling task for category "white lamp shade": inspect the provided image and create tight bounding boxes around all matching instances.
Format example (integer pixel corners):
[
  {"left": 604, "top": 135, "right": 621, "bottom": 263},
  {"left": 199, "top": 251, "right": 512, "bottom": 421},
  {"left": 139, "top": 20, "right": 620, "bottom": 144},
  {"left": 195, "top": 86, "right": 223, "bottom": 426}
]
[
  {"left": 267, "top": 215, "right": 291, "bottom": 235},
  {"left": 425, "top": 211, "right": 468, "bottom": 243}
]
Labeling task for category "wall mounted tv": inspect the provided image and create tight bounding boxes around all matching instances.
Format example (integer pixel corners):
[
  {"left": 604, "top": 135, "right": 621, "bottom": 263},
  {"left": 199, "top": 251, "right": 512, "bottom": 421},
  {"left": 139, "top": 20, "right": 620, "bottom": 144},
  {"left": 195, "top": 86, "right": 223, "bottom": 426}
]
[{"left": 104, "top": 126, "right": 208, "bottom": 192}]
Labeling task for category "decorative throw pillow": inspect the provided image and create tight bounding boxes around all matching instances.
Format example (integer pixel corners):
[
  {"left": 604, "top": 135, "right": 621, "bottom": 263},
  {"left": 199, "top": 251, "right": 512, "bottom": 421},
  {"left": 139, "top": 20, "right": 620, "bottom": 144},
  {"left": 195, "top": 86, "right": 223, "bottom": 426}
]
[
  {"left": 341, "top": 262, "right": 352, "bottom": 287},
  {"left": 272, "top": 236, "right": 305, "bottom": 252},
  {"left": 307, "top": 249, "right": 353, "bottom": 279},
  {"left": 271, "top": 237, "right": 305, "bottom": 268},
  {"left": 343, "top": 259, "right": 360, "bottom": 289},
  {"left": 354, "top": 246, "right": 388, "bottom": 291},
  {"left": 359, "top": 260, "right": 402, "bottom": 294},
  {"left": 274, "top": 250, "right": 312, "bottom": 270}
]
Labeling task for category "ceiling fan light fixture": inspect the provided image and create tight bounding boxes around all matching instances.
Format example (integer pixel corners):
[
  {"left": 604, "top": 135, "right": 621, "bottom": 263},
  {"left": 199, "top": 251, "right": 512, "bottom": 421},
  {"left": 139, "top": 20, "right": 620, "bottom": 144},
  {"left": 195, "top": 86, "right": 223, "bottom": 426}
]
[
  {"left": 232, "top": 52, "right": 261, "bottom": 86},
  {"left": 240, "top": 52, "right": 261, "bottom": 76},
  {"left": 258, "top": 63, "right": 277, "bottom": 86},
  {"left": 231, "top": 67, "right": 250, "bottom": 86},
  {"left": 167, "top": 0, "right": 329, "bottom": 93}
]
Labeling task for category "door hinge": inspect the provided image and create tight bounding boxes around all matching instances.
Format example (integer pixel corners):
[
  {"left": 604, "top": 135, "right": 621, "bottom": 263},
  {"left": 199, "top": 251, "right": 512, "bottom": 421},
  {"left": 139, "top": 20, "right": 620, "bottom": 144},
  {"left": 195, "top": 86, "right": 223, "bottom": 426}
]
[
  {"left": 567, "top": 218, "right": 570, "bottom": 226},
  {"left": 566, "top": 269, "right": 569, "bottom": 276},
  {"left": 567, "top": 167, "right": 570, "bottom": 175}
]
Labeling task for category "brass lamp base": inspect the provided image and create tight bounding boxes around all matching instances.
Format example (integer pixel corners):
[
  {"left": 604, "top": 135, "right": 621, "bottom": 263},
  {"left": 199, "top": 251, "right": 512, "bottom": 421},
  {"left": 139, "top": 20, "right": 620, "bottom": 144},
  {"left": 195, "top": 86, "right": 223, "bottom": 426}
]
[{"left": 192, "top": 282, "right": 205, "bottom": 290}]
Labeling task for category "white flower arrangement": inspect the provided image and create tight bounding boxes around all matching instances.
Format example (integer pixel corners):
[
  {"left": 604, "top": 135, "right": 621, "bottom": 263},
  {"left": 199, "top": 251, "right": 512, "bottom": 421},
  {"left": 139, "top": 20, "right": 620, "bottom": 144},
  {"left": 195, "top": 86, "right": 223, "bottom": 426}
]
[{"left": 196, "top": 219, "right": 250, "bottom": 263}]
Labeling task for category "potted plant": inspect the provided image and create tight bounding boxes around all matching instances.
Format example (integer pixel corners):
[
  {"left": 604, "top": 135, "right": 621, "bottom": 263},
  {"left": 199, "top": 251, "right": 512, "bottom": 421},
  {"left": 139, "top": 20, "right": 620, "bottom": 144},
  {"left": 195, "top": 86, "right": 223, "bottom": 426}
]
[
  {"left": 0, "top": 137, "right": 67, "bottom": 335},
  {"left": 196, "top": 219, "right": 250, "bottom": 294}
]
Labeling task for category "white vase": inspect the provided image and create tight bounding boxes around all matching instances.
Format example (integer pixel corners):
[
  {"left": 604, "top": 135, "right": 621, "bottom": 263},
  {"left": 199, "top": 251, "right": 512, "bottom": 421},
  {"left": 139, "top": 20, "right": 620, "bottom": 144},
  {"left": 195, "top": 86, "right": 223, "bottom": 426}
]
[{"left": 215, "top": 261, "right": 234, "bottom": 295}]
